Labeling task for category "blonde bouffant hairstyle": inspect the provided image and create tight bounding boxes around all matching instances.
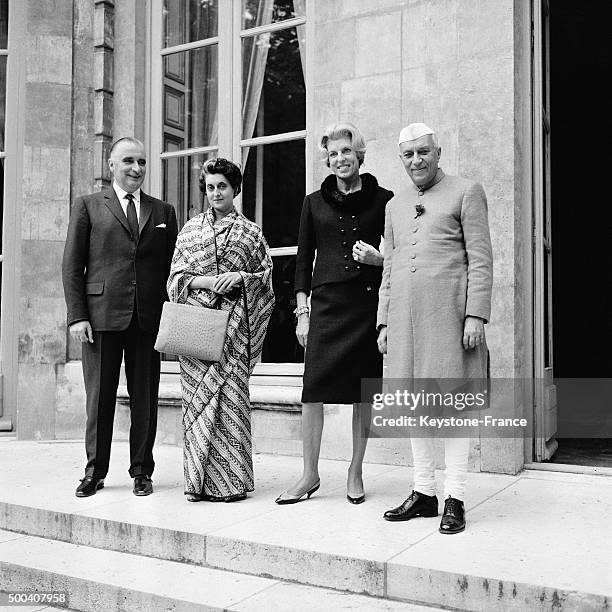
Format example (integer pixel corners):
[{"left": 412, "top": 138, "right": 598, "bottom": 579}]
[{"left": 319, "top": 122, "right": 367, "bottom": 167}]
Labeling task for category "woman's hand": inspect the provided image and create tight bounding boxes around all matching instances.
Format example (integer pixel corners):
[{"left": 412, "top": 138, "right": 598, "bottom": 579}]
[
  {"left": 296, "top": 314, "right": 309, "bottom": 348},
  {"left": 352, "top": 240, "right": 383, "bottom": 266},
  {"left": 189, "top": 275, "right": 215, "bottom": 290},
  {"left": 213, "top": 271, "right": 242, "bottom": 294},
  {"left": 377, "top": 326, "right": 388, "bottom": 354}
]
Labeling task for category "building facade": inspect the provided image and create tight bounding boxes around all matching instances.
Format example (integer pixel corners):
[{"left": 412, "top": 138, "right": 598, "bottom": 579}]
[{"left": 0, "top": 0, "right": 582, "bottom": 474}]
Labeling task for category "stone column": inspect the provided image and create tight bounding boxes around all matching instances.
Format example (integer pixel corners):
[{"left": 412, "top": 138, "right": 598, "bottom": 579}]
[
  {"left": 93, "top": 0, "right": 114, "bottom": 190},
  {"left": 17, "top": 0, "right": 74, "bottom": 439},
  {"left": 113, "top": 0, "right": 147, "bottom": 141}
]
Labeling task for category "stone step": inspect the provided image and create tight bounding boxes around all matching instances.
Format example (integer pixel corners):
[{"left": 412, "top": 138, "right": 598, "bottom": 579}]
[
  {"left": 1, "top": 489, "right": 607, "bottom": 611},
  {"left": 0, "top": 529, "right": 439, "bottom": 612},
  {"left": 0, "top": 441, "right": 609, "bottom": 611}
]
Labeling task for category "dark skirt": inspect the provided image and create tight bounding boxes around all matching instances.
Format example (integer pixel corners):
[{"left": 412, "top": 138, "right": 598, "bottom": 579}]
[{"left": 302, "top": 280, "right": 382, "bottom": 403}]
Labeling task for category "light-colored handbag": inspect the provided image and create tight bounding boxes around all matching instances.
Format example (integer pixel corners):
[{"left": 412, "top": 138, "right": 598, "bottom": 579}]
[{"left": 154, "top": 300, "right": 229, "bottom": 361}]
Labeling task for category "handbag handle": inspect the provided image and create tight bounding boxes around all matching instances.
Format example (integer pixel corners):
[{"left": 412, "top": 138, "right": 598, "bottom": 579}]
[{"left": 208, "top": 212, "right": 238, "bottom": 312}]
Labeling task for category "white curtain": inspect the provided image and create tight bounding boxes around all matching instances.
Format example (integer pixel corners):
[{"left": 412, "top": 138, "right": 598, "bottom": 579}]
[
  {"left": 293, "top": 0, "right": 306, "bottom": 79},
  {"left": 242, "top": 0, "right": 275, "bottom": 166},
  {"left": 190, "top": 3, "right": 219, "bottom": 215},
  {"left": 242, "top": 0, "right": 307, "bottom": 166}
]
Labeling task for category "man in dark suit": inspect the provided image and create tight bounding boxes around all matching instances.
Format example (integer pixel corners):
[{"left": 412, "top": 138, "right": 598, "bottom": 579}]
[{"left": 62, "top": 137, "right": 178, "bottom": 498}]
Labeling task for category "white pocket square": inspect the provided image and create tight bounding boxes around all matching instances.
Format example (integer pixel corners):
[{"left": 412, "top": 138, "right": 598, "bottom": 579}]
[{"left": 155, "top": 223, "right": 167, "bottom": 228}]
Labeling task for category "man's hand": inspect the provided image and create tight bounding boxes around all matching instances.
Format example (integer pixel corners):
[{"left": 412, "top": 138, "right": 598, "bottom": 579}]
[
  {"left": 463, "top": 316, "right": 485, "bottom": 350},
  {"left": 296, "top": 314, "right": 309, "bottom": 348},
  {"left": 352, "top": 240, "right": 383, "bottom": 266},
  {"left": 377, "top": 326, "right": 388, "bottom": 354},
  {"left": 213, "top": 272, "right": 242, "bottom": 294},
  {"left": 70, "top": 320, "right": 94, "bottom": 344}
]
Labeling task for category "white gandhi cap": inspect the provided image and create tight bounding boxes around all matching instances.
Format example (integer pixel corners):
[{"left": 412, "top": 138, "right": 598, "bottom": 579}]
[{"left": 398, "top": 122, "right": 435, "bottom": 145}]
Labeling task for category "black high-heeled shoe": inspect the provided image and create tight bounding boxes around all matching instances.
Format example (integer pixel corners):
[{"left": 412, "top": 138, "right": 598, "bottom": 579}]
[
  {"left": 347, "top": 492, "right": 365, "bottom": 504},
  {"left": 275, "top": 480, "right": 320, "bottom": 505}
]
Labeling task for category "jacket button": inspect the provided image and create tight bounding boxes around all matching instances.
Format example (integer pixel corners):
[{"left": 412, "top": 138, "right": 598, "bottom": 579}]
[
  {"left": 366, "top": 285, "right": 372, "bottom": 292},
  {"left": 352, "top": 227, "right": 358, "bottom": 232},
  {"left": 131, "top": 280, "right": 136, "bottom": 285},
  {"left": 356, "top": 265, "right": 361, "bottom": 270},
  {"left": 411, "top": 253, "right": 417, "bottom": 259},
  {"left": 344, "top": 266, "right": 350, "bottom": 271},
  {"left": 340, "top": 228, "right": 345, "bottom": 234},
  {"left": 344, "top": 254, "right": 349, "bottom": 260},
  {"left": 342, "top": 241, "right": 348, "bottom": 246},
  {"left": 411, "top": 240, "right": 417, "bottom": 245},
  {"left": 410, "top": 266, "right": 416, "bottom": 272},
  {"left": 412, "top": 227, "right": 418, "bottom": 233},
  {"left": 351, "top": 215, "right": 356, "bottom": 219},
  {"left": 339, "top": 216, "right": 344, "bottom": 221}
]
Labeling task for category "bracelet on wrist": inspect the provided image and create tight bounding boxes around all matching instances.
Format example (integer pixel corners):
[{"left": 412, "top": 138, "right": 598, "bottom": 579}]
[{"left": 293, "top": 305, "right": 310, "bottom": 319}]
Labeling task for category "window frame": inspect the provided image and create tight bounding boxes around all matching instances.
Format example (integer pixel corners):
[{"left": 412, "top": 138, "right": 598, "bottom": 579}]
[{"left": 148, "top": 0, "right": 313, "bottom": 376}]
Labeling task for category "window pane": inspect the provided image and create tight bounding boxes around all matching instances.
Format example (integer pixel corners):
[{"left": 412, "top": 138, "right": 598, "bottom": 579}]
[
  {"left": 261, "top": 255, "right": 304, "bottom": 363},
  {"left": 162, "top": 151, "right": 216, "bottom": 229},
  {"left": 242, "top": 0, "right": 304, "bottom": 30},
  {"left": 241, "top": 139, "right": 305, "bottom": 248},
  {"left": 163, "top": 0, "right": 218, "bottom": 48},
  {"left": 163, "top": 45, "right": 218, "bottom": 152},
  {"left": 0, "top": 0, "right": 7, "bottom": 49},
  {"left": 242, "top": 140, "right": 305, "bottom": 364},
  {"left": 242, "top": 27, "right": 305, "bottom": 139}
]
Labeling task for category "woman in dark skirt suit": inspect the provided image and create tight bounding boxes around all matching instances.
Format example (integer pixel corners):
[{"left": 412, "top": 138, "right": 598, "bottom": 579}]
[{"left": 275, "top": 123, "right": 393, "bottom": 505}]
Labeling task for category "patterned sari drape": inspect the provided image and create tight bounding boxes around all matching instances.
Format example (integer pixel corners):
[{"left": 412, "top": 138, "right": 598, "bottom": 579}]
[{"left": 167, "top": 208, "right": 274, "bottom": 497}]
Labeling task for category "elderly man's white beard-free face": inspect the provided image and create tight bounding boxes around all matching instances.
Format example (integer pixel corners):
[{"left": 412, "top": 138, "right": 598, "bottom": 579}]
[
  {"left": 108, "top": 140, "right": 147, "bottom": 193},
  {"left": 399, "top": 134, "right": 441, "bottom": 188}
]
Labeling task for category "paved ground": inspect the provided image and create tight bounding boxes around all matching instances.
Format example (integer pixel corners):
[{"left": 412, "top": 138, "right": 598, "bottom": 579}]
[{"left": 0, "top": 439, "right": 610, "bottom": 610}]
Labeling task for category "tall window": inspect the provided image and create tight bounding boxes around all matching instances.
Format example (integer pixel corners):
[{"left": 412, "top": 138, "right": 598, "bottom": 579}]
[
  {"left": 160, "top": 0, "right": 219, "bottom": 222},
  {"left": 152, "top": 0, "right": 306, "bottom": 366}
]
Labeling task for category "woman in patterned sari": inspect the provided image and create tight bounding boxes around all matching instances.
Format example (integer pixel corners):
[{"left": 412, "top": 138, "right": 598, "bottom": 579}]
[{"left": 167, "top": 158, "right": 275, "bottom": 502}]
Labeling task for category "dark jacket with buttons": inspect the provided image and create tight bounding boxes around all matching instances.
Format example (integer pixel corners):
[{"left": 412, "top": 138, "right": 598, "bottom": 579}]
[
  {"left": 62, "top": 188, "right": 178, "bottom": 333},
  {"left": 295, "top": 173, "right": 394, "bottom": 294}
]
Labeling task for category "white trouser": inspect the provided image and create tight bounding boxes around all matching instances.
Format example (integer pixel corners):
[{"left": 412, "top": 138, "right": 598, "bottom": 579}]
[{"left": 410, "top": 436, "right": 470, "bottom": 501}]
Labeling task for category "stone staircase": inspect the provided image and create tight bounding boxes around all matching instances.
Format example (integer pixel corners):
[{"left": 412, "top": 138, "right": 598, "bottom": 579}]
[{"left": 0, "top": 441, "right": 609, "bottom": 611}]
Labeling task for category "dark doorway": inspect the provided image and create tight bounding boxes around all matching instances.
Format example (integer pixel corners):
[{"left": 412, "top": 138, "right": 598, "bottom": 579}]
[{"left": 549, "top": 1, "right": 612, "bottom": 466}]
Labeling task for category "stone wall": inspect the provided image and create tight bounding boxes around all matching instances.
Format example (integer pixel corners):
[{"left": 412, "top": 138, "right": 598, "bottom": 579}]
[
  {"left": 19, "top": 0, "right": 148, "bottom": 439},
  {"left": 16, "top": 0, "right": 74, "bottom": 439},
  {"left": 310, "top": 0, "right": 522, "bottom": 472}
]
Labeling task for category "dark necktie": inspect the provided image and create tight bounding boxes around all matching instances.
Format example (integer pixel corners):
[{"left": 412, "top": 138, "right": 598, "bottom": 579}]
[{"left": 125, "top": 193, "right": 139, "bottom": 241}]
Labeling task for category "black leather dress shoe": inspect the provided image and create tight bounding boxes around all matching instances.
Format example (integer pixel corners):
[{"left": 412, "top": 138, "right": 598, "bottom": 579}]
[
  {"left": 133, "top": 475, "right": 153, "bottom": 496},
  {"left": 75, "top": 477, "right": 104, "bottom": 498},
  {"left": 383, "top": 490, "right": 438, "bottom": 522},
  {"left": 439, "top": 496, "right": 465, "bottom": 534}
]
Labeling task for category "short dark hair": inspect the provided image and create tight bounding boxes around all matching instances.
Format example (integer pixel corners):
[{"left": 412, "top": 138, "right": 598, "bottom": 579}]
[
  {"left": 200, "top": 158, "right": 243, "bottom": 197},
  {"left": 109, "top": 137, "right": 144, "bottom": 157}
]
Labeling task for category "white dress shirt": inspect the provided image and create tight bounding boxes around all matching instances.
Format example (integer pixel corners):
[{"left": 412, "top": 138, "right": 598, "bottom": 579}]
[{"left": 113, "top": 182, "right": 141, "bottom": 221}]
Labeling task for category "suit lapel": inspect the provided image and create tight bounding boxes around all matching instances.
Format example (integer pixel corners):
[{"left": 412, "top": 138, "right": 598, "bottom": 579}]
[
  {"left": 103, "top": 188, "right": 131, "bottom": 236},
  {"left": 139, "top": 192, "right": 153, "bottom": 234}
]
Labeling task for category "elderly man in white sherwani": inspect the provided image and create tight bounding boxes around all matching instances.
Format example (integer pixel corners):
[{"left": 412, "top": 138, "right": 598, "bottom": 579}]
[{"left": 377, "top": 123, "right": 493, "bottom": 534}]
